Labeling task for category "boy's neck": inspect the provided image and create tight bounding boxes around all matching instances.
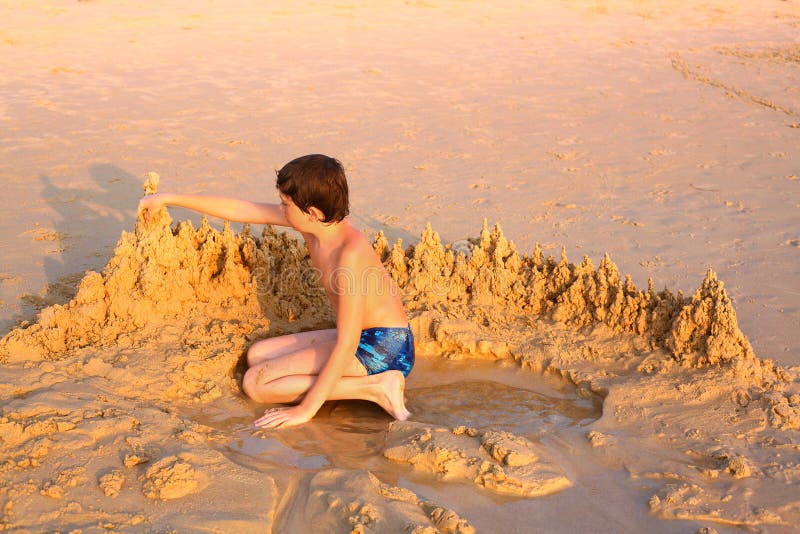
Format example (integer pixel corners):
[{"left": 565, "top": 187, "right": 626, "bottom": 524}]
[{"left": 306, "top": 219, "right": 349, "bottom": 247}]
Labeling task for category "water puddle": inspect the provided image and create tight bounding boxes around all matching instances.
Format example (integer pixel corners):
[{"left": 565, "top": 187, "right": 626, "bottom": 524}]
[{"left": 187, "top": 355, "right": 601, "bottom": 475}]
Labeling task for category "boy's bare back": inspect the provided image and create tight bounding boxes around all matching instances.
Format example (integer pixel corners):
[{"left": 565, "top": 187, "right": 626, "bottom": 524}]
[{"left": 302, "top": 219, "right": 406, "bottom": 329}]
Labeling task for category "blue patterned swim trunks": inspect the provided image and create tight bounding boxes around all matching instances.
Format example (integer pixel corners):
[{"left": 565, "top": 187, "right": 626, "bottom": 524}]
[{"left": 355, "top": 324, "right": 415, "bottom": 378}]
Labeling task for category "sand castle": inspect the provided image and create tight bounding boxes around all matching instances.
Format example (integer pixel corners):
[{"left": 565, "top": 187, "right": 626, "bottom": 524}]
[
  {"left": 1, "top": 174, "right": 798, "bottom": 531},
  {"left": 0, "top": 174, "right": 757, "bottom": 369}
]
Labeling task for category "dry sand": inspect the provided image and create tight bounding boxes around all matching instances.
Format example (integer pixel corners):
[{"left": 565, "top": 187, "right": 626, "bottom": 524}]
[{"left": 1, "top": 0, "right": 799, "bottom": 532}]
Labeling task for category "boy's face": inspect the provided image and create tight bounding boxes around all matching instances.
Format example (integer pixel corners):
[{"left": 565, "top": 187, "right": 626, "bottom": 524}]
[{"left": 279, "top": 193, "right": 310, "bottom": 230}]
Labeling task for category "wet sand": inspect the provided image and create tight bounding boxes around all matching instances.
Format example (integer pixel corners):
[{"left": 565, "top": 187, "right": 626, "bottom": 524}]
[{"left": 1, "top": 0, "right": 799, "bottom": 532}]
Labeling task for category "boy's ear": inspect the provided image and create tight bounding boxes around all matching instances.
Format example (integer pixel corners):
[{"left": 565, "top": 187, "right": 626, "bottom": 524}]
[{"left": 307, "top": 206, "right": 325, "bottom": 222}]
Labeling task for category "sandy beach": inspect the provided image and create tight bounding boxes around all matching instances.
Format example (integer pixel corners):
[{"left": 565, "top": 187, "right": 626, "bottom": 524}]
[{"left": 1, "top": 1, "right": 798, "bottom": 532}]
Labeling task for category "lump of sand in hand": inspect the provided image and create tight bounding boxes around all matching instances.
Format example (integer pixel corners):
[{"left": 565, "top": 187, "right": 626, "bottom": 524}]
[{"left": 143, "top": 171, "right": 160, "bottom": 195}]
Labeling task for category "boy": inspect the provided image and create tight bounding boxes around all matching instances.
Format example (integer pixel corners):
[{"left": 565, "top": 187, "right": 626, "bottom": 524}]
[{"left": 138, "top": 154, "right": 413, "bottom": 429}]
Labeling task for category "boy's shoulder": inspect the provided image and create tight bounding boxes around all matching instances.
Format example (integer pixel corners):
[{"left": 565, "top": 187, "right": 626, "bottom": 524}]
[{"left": 338, "top": 225, "right": 379, "bottom": 267}]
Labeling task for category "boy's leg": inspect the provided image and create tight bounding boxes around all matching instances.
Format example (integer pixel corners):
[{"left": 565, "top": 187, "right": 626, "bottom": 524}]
[
  {"left": 243, "top": 338, "right": 367, "bottom": 392},
  {"left": 243, "top": 342, "right": 409, "bottom": 421},
  {"left": 255, "top": 372, "right": 410, "bottom": 421},
  {"left": 246, "top": 329, "right": 337, "bottom": 366}
]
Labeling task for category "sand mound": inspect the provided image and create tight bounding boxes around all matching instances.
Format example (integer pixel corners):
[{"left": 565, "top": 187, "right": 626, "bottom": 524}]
[
  {"left": 374, "top": 220, "right": 755, "bottom": 368},
  {"left": 0, "top": 172, "right": 333, "bottom": 364},
  {"left": 1, "top": 173, "right": 259, "bottom": 362},
  {"left": 384, "top": 421, "right": 571, "bottom": 497}
]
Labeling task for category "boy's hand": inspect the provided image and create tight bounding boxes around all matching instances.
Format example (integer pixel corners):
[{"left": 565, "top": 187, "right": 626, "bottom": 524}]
[
  {"left": 137, "top": 193, "right": 165, "bottom": 219},
  {"left": 254, "top": 405, "right": 314, "bottom": 429}
]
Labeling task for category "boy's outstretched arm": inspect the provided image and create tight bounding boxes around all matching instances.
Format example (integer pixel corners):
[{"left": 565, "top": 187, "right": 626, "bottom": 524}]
[
  {"left": 138, "top": 192, "right": 290, "bottom": 226},
  {"left": 255, "top": 248, "right": 365, "bottom": 429}
]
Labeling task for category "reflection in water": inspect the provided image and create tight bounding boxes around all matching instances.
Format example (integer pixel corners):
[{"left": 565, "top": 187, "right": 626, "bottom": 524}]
[
  {"left": 247, "top": 401, "right": 394, "bottom": 472},
  {"left": 191, "top": 400, "right": 396, "bottom": 473}
]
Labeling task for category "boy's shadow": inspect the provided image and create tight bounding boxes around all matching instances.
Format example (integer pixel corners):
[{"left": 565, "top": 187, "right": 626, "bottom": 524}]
[{"left": 1, "top": 164, "right": 141, "bottom": 336}]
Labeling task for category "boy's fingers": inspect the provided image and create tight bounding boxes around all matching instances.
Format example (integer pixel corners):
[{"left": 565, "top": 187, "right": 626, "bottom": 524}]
[
  {"left": 255, "top": 406, "right": 310, "bottom": 429},
  {"left": 255, "top": 417, "right": 275, "bottom": 427},
  {"left": 256, "top": 416, "right": 284, "bottom": 429},
  {"left": 254, "top": 408, "right": 284, "bottom": 428}
]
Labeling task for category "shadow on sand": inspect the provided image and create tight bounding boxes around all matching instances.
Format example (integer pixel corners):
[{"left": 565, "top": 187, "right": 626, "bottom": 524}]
[{"left": 0, "top": 164, "right": 141, "bottom": 337}]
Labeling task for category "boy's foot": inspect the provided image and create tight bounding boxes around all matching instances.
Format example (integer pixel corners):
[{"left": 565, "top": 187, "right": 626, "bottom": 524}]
[{"left": 375, "top": 370, "right": 411, "bottom": 421}]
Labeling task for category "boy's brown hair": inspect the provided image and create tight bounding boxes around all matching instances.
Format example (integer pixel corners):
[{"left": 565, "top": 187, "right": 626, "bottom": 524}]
[{"left": 276, "top": 154, "right": 349, "bottom": 223}]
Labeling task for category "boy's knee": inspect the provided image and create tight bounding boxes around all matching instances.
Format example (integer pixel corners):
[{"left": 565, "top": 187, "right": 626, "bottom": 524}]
[
  {"left": 246, "top": 342, "right": 265, "bottom": 367},
  {"left": 243, "top": 366, "right": 280, "bottom": 403},
  {"left": 242, "top": 367, "right": 263, "bottom": 402}
]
